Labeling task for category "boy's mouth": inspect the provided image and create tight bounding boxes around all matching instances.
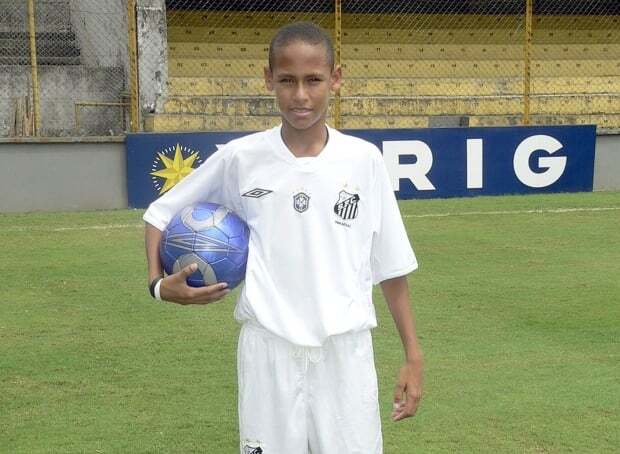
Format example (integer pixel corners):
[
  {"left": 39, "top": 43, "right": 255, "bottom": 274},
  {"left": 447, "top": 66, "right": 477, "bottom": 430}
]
[{"left": 290, "top": 108, "right": 313, "bottom": 118}]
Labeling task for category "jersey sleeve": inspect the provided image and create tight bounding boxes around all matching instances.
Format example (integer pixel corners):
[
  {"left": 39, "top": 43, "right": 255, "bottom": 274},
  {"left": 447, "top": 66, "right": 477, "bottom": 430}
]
[
  {"left": 370, "top": 152, "right": 418, "bottom": 284},
  {"left": 143, "top": 146, "right": 240, "bottom": 231}
]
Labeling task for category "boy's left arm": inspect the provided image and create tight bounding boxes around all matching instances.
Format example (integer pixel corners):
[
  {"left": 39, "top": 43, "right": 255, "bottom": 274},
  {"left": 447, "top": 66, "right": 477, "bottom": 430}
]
[{"left": 380, "top": 275, "right": 424, "bottom": 422}]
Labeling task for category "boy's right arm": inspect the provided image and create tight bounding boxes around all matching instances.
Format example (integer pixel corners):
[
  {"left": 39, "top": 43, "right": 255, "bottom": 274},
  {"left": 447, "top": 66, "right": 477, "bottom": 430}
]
[{"left": 145, "top": 222, "right": 230, "bottom": 305}]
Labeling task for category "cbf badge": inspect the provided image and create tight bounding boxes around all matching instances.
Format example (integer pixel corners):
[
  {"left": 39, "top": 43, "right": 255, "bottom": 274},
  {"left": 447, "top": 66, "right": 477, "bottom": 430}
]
[
  {"left": 334, "top": 190, "right": 360, "bottom": 220},
  {"left": 150, "top": 143, "right": 203, "bottom": 195},
  {"left": 293, "top": 192, "right": 310, "bottom": 213}
]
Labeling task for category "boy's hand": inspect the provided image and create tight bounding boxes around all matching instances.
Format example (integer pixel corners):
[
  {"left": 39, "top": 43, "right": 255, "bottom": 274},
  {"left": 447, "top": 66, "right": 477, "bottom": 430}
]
[
  {"left": 391, "top": 361, "right": 423, "bottom": 421},
  {"left": 159, "top": 263, "right": 230, "bottom": 305}
]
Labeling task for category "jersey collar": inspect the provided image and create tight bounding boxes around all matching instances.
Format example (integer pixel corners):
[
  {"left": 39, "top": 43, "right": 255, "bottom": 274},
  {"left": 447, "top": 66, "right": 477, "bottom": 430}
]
[{"left": 267, "top": 124, "right": 336, "bottom": 172}]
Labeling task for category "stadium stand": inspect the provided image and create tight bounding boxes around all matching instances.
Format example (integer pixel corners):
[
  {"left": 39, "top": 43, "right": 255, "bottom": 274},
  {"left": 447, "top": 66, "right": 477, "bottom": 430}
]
[
  {"left": 144, "top": 2, "right": 620, "bottom": 132},
  {"left": 0, "top": 0, "right": 127, "bottom": 137},
  {"left": 0, "top": 1, "right": 80, "bottom": 66}
]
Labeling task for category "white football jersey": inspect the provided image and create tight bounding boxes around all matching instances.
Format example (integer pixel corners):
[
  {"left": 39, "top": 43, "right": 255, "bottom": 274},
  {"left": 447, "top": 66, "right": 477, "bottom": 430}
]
[{"left": 144, "top": 125, "right": 418, "bottom": 346}]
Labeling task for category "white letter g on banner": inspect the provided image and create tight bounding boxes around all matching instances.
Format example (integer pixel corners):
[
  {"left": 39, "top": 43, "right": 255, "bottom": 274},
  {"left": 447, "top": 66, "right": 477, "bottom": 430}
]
[{"left": 513, "top": 135, "right": 567, "bottom": 188}]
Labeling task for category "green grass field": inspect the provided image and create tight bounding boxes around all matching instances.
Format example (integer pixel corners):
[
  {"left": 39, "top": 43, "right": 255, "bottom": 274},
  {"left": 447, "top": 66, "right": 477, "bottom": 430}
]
[{"left": 1, "top": 192, "right": 619, "bottom": 453}]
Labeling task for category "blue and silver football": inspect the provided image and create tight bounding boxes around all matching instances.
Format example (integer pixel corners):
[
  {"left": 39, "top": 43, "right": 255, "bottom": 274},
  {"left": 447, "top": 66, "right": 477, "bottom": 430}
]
[{"left": 160, "top": 202, "right": 250, "bottom": 289}]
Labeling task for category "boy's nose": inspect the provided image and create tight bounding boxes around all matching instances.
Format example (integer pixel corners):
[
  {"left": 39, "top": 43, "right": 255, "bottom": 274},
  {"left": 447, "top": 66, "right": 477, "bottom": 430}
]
[{"left": 293, "top": 83, "right": 309, "bottom": 101}]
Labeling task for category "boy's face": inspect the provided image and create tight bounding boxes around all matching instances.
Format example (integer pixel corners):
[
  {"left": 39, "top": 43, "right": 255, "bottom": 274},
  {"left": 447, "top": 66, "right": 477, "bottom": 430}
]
[{"left": 264, "top": 41, "right": 341, "bottom": 133}]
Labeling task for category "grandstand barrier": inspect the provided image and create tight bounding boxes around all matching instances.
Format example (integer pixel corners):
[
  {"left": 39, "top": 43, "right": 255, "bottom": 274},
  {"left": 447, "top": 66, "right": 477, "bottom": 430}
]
[
  {"left": 3, "top": 126, "right": 619, "bottom": 213},
  {"left": 125, "top": 125, "right": 596, "bottom": 208},
  {"left": 0, "top": 137, "right": 126, "bottom": 212},
  {"left": 594, "top": 135, "right": 620, "bottom": 191}
]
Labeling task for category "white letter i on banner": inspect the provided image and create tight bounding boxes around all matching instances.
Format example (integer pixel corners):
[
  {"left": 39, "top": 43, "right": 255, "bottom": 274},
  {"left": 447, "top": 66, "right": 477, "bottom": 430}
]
[{"left": 467, "top": 138, "right": 483, "bottom": 189}]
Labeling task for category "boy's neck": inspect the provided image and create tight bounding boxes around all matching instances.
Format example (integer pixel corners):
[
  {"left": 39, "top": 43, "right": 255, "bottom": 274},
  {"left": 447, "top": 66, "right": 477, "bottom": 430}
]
[{"left": 281, "top": 121, "right": 329, "bottom": 158}]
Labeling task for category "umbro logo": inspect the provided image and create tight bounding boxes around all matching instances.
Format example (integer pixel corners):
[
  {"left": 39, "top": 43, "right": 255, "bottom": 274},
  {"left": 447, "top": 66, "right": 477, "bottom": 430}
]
[{"left": 242, "top": 188, "right": 273, "bottom": 198}]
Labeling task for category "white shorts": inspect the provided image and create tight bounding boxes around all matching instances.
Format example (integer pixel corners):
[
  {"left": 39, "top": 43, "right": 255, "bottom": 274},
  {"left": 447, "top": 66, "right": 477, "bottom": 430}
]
[{"left": 237, "top": 322, "right": 383, "bottom": 454}]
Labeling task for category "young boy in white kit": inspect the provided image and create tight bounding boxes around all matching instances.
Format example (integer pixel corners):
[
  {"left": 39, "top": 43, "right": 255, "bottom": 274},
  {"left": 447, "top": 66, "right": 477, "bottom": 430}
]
[{"left": 144, "top": 22, "right": 423, "bottom": 454}]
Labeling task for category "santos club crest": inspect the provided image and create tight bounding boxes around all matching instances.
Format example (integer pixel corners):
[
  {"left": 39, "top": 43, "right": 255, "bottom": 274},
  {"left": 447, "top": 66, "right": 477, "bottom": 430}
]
[{"left": 334, "top": 190, "right": 360, "bottom": 220}]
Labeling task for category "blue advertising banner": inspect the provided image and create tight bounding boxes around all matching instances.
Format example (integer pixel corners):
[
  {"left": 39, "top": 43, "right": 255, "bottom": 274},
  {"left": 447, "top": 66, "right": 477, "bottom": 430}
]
[{"left": 126, "top": 125, "right": 596, "bottom": 208}]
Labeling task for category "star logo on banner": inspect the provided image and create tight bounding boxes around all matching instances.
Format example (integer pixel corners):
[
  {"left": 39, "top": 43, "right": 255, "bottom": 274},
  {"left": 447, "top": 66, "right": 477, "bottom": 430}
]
[{"left": 150, "top": 143, "right": 203, "bottom": 195}]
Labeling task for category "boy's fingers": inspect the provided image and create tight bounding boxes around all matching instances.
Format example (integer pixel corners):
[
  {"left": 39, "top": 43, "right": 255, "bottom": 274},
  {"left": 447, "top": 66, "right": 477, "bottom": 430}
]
[
  {"left": 392, "top": 389, "right": 421, "bottom": 421},
  {"left": 190, "top": 282, "right": 230, "bottom": 302},
  {"left": 393, "top": 382, "right": 405, "bottom": 403},
  {"left": 198, "top": 282, "right": 229, "bottom": 294},
  {"left": 404, "top": 396, "right": 417, "bottom": 415},
  {"left": 392, "top": 382, "right": 405, "bottom": 420},
  {"left": 179, "top": 263, "right": 198, "bottom": 279}
]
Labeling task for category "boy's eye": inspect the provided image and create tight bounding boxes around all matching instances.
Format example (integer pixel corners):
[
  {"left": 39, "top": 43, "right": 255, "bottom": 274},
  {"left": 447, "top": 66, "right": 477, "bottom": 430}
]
[{"left": 279, "top": 78, "right": 293, "bottom": 84}]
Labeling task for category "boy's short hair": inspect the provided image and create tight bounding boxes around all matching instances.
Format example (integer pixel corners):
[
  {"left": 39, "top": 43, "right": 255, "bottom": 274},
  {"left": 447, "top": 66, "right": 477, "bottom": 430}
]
[{"left": 268, "top": 21, "right": 335, "bottom": 70}]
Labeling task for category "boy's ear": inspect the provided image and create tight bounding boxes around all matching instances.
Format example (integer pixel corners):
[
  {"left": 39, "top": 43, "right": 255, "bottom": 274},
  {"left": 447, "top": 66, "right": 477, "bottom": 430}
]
[
  {"left": 264, "top": 66, "right": 274, "bottom": 91},
  {"left": 330, "top": 65, "right": 342, "bottom": 92}
]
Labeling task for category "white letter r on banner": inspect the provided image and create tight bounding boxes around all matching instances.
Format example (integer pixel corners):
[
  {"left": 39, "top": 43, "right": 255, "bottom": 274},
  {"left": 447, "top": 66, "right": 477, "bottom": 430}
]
[{"left": 382, "top": 140, "right": 436, "bottom": 191}]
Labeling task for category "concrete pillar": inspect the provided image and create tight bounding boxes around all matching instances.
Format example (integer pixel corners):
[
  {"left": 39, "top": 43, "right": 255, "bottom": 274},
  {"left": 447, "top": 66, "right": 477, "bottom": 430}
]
[{"left": 136, "top": 0, "right": 168, "bottom": 114}]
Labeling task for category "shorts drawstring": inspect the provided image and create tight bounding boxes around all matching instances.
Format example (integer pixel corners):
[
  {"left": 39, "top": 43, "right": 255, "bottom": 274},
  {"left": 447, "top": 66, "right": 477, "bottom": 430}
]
[{"left": 292, "top": 346, "right": 324, "bottom": 374}]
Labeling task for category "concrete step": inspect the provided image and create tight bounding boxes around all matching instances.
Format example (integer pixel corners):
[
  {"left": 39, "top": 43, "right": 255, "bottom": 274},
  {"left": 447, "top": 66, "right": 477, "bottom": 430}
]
[
  {"left": 143, "top": 112, "right": 620, "bottom": 132},
  {"left": 470, "top": 114, "right": 620, "bottom": 130},
  {"left": 167, "top": 11, "right": 618, "bottom": 31},
  {"left": 168, "top": 57, "right": 620, "bottom": 78},
  {"left": 0, "top": 56, "right": 80, "bottom": 65},
  {"left": 161, "top": 94, "right": 620, "bottom": 117},
  {"left": 144, "top": 113, "right": 281, "bottom": 132},
  {"left": 169, "top": 42, "right": 620, "bottom": 61},
  {"left": 168, "top": 25, "right": 620, "bottom": 45},
  {"left": 342, "top": 76, "right": 620, "bottom": 97},
  {"left": 167, "top": 76, "right": 620, "bottom": 97},
  {"left": 0, "top": 30, "right": 80, "bottom": 65},
  {"left": 0, "top": 31, "right": 77, "bottom": 42},
  {"left": 0, "top": 42, "right": 80, "bottom": 58}
]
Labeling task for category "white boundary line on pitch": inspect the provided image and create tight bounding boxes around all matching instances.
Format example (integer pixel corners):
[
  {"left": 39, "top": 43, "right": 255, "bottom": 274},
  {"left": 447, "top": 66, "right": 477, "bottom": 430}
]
[
  {"left": 3, "top": 207, "right": 619, "bottom": 233},
  {"left": 3, "top": 223, "right": 144, "bottom": 233},
  {"left": 52, "top": 223, "right": 143, "bottom": 232},
  {"left": 403, "top": 206, "right": 620, "bottom": 219}
]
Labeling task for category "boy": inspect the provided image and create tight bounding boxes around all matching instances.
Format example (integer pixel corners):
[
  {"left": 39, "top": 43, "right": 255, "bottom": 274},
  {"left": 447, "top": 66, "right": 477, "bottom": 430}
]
[{"left": 144, "top": 22, "right": 423, "bottom": 453}]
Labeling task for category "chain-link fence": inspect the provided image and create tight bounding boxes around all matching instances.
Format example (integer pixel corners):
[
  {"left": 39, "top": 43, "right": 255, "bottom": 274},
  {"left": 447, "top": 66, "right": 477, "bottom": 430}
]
[
  {"left": 150, "top": 0, "right": 619, "bottom": 133},
  {"left": 529, "top": 1, "right": 620, "bottom": 130},
  {"left": 1, "top": 1, "right": 619, "bottom": 137},
  {"left": 155, "top": 0, "right": 335, "bottom": 133},
  {"left": 0, "top": 0, "right": 133, "bottom": 137},
  {"left": 340, "top": 1, "right": 527, "bottom": 129}
]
